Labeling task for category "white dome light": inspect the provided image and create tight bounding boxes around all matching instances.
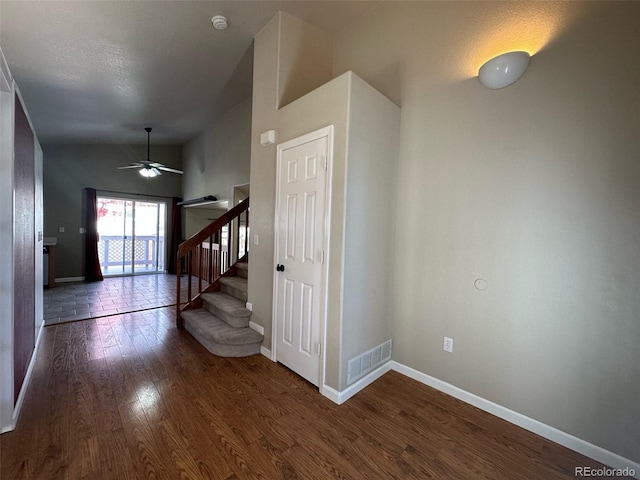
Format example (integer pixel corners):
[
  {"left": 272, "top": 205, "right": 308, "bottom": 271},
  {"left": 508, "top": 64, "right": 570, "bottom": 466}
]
[{"left": 478, "top": 51, "right": 531, "bottom": 89}]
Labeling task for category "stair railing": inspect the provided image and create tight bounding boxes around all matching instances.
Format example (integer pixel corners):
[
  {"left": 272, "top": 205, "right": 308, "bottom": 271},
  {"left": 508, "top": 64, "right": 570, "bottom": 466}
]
[{"left": 176, "top": 198, "right": 249, "bottom": 326}]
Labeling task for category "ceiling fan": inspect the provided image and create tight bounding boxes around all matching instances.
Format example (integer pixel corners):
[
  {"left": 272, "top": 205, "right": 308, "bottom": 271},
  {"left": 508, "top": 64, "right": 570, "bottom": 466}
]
[{"left": 117, "top": 127, "right": 183, "bottom": 177}]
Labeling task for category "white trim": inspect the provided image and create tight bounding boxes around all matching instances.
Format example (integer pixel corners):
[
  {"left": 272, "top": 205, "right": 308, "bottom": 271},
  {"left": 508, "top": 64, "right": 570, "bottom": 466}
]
[
  {"left": 55, "top": 276, "right": 85, "bottom": 283},
  {"left": 249, "top": 321, "right": 264, "bottom": 335},
  {"left": 389, "top": 361, "right": 640, "bottom": 478},
  {"left": 4, "top": 321, "right": 45, "bottom": 433},
  {"left": 272, "top": 125, "right": 334, "bottom": 387},
  {"left": 321, "top": 361, "right": 392, "bottom": 405},
  {"left": 260, "top": 345, "right": 273, "bottom": 360}
]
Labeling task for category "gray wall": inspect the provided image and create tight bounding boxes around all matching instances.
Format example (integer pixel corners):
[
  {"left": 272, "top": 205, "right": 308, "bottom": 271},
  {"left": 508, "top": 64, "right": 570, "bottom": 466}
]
[
  {"left": 182, "top": 97, "right": 252, "bottom": 206},
  {"left": 43, "top": 143, "right": 182, "bottom": 278},
  {"left": 334, "top": 1, "right": 640, "bottom": 464}
]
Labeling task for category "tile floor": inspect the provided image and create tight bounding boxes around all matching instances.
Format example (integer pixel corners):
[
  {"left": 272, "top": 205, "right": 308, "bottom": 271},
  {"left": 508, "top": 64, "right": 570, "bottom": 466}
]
[{"left": 44, "top": 273, "right": 203, "bottom": 325}]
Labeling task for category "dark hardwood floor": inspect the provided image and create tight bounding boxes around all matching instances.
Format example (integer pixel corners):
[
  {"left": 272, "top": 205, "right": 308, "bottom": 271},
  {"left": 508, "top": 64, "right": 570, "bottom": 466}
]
[{"left": 1, "top": 306, "right": 607, "bottom": 479}]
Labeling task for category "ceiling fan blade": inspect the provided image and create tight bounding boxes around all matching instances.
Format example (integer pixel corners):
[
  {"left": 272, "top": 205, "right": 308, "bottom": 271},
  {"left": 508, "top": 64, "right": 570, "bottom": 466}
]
[
  {"left": 157, "top": 166, "right": 184, "bottom": 175},
  {"left": 118, "top": 165, "right": 143, "bottom": 170},
  {"left": 148, "top": 162, "right": 164, "bottom": 167}
]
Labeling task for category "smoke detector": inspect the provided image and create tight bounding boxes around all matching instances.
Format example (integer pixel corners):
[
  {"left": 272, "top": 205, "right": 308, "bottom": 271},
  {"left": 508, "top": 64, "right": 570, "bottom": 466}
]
[{"left": 211, "top": 15, "right": 228, "bottom": 30}]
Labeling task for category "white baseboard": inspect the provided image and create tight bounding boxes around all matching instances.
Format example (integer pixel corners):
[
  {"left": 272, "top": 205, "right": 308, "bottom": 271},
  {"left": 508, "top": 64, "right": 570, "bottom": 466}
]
[
  {"left": 389, "top": 361, "right": 640, "bottom": 478},
  {"left": 55, "top": 276, "right": 84, "bottom": 283},
  {"left": 249, "top": 321, "right": 264, "bottom": 335},
  {"left": 322, "top": 361, "right": 392, "bottom": 405},
  {"left": 260, "top": 345, "right": 272, "bottom": 360},
  {"left": 9, "top": 320, "right": 45, "bottom": 431}
]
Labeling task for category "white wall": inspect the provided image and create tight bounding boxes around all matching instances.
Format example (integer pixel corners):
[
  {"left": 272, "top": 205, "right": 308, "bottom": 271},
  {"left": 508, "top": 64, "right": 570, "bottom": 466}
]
[{"left": 334, "top": 0, "right": 640, "bottom": 465}]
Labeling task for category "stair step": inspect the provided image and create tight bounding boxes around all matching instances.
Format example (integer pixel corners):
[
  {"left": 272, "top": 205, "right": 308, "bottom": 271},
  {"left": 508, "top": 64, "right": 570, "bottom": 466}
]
[
  {"left": 236, "top": 262, "right": 248, "bottom": 279},
  {"left": 201, "top": 292, "right": 250, "bottom": 328},
  {"left": 182, "top": 308, "right": 263, "bottom": 357},
  {"left": 219, "top": 276, "right": 248, "bottom": 302}
]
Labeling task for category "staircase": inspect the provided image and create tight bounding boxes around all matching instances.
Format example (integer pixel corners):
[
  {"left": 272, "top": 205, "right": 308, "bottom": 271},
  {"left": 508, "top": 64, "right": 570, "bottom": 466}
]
[
  {"left": 176, "top": 198, "right": 263, "bottom": 357},
  {"left": 181, "top": 262, "right": 263, "bottom": 357}
]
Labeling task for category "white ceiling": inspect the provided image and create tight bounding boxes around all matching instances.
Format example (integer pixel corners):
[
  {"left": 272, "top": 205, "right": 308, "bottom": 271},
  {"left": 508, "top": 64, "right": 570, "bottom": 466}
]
[{"left": 0, "top": 1, "right": 380, "bottom": 145}]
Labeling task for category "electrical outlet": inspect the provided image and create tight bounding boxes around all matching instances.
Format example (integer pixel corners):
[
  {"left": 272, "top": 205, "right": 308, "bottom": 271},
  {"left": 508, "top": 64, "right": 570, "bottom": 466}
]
[
  {"left": 58, "top": 226, "right": 65, "bottom": 233},
  {"left": 245, "top": 302, "right": 252, "bottom": 312},
  {"left": 443, "top": 336, "right": 453, "bottom": 353},
  {"left": 253, "top": 234, "right": 259, "bottom": 246}
]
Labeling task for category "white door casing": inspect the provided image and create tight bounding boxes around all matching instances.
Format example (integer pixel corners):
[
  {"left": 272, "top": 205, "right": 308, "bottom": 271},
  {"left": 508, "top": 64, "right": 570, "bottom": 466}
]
[{"left": 273, "top": 126, "right": 333, "bottom": 387}]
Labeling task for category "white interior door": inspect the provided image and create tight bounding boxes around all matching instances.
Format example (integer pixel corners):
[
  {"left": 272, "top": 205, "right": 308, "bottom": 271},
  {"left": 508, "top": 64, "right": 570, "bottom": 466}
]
[{"left": 274, "top": 126, "right": 332, "bottom": 387}]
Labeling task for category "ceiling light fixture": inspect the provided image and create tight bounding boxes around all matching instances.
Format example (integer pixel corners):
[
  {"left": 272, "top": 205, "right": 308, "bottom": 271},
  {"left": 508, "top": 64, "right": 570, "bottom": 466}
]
[
  {"left": 478, "top": 51, "right": 531, "bottom": 89},
  {"left": 211, "top": 15, "right": 228, "bottom": 30},
  {"left": 139, "top": 167, "right": 160, "bottom": 178}
]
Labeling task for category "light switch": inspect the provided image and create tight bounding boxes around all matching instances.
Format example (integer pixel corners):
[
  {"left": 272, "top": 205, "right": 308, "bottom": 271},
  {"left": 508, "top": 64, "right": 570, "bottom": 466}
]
[
  {"left": 79, "top": 227, "right": 85, "bottom": 234},
  {"left": 253, "top": 234, "right": 259, "bottom": 246}
]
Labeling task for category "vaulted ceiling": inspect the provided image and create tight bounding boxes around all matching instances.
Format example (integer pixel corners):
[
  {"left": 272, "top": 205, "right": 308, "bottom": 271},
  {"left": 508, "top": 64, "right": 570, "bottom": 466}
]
[{"left": 0, "top": 1, "right": 380, "bottom": 144}]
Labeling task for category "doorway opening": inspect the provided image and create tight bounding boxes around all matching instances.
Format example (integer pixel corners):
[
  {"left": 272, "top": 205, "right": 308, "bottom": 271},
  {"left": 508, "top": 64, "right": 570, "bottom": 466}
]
[{"left": 96, "top": 196, "right": 167, "bottom": 276}]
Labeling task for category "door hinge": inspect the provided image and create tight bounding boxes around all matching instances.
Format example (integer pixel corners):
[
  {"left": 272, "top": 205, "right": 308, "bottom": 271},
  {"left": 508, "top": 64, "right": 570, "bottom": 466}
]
[
  {"left": 316, "top": 343, "right": 322, "bottom": 355},
  {"left": 321, "top": 250, "right": 325, "bottom": 264},
  {"left": 323, "top": 156, "right": 327, "bottom": 171}
]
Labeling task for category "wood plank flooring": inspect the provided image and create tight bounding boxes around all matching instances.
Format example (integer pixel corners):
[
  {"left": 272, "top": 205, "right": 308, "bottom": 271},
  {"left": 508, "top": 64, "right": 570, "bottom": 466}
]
[{"left": 1, "top": 307, "right": 608, "bottom": 479}]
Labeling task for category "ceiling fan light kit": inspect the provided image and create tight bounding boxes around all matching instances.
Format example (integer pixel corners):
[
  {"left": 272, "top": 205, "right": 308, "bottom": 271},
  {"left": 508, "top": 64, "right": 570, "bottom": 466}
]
[{"left": 117, "top": 127, "right": 184, "bottom": 177}]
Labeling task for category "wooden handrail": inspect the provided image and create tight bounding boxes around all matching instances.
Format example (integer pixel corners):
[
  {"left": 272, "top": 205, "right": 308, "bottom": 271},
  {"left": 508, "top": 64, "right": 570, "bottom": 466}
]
[
  {"left": 178, "top": 198, "right": 249, "bottom": 258},
  {"left": 176, "top": 197, "right": 249, "bottom": 327}
]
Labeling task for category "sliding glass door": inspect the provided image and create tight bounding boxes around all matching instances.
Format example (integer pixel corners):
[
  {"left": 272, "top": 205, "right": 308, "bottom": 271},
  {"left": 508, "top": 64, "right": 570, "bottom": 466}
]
[{"left": 97, "top": 197, "right": 167, "bottom": 276}]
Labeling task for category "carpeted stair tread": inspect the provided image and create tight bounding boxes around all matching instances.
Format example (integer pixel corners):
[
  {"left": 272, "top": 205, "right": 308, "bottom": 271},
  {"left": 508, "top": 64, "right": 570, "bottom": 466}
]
[
  {"left": 201, "top": 291, "right": 251, "bottom": 328},
  {"left": 236, "top": 262, "right": 248, "bottom": 279},
  {"left": 182, "top": 308, "right": 262, "bottom": 357},
  {"left": 219, "top": 276, "right": 248, "bottom": 302}
]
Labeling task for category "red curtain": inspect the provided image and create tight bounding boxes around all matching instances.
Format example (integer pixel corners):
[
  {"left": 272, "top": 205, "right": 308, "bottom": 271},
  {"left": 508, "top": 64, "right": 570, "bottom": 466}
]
[
  {"left": 167, "top": 197, "right": 182, "bottom": 274},
  {"left": 84, "top": 188, "right": 104, "bottom": 282}
]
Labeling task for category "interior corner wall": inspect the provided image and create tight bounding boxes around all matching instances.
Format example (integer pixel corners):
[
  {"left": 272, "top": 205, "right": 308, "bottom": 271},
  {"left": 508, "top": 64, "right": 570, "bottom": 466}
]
[
  {"left": 340, "top": 74, "right": 400, "bottom": 389},
  {"left": 334, "top": 1, "right": 640, "bottom": 464},
  {"left": 182, "top": 96, "right": 252, "bottom": 206},
  {"left": 277, "top": 12, "right": 333, "bottom": 109},
  {"left": 43, "top": 144, "right": 183, "bottom": 279}
]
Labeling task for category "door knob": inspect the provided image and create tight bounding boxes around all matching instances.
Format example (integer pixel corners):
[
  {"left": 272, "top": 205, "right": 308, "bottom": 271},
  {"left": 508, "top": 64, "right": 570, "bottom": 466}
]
[{"left": 276, "top": 264, "right": 285, "bottom": 272}]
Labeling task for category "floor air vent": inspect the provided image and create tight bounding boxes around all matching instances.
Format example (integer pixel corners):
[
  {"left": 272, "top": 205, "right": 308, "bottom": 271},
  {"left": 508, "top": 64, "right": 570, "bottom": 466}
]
[{"left": 347, "top": 339, "right": 392, "bottom": 385}]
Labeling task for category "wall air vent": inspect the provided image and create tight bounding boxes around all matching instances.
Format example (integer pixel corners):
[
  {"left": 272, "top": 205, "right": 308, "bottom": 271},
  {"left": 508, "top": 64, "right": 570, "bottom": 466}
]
[{"left": 347, "top": 339, "right": 392, "bottom": 385}]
